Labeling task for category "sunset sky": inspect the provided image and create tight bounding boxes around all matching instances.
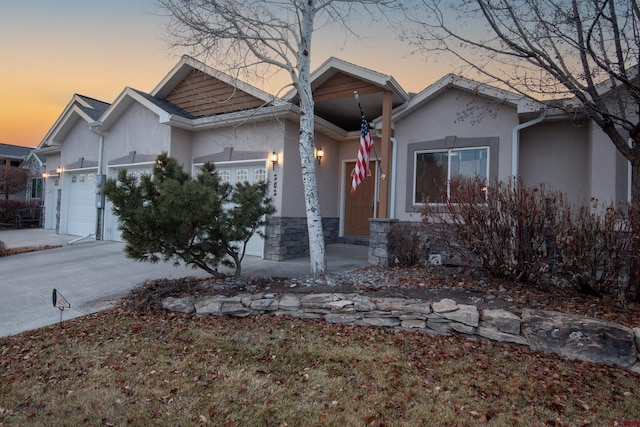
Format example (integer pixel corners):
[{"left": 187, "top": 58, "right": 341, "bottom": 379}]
[{"left": 0, "top": 1, "right": 449, "bottom": 148}]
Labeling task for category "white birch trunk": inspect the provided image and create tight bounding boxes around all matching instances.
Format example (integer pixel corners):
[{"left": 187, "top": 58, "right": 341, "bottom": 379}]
[{"left": 297, "top": 0, "right": 327, "bottom": 277}]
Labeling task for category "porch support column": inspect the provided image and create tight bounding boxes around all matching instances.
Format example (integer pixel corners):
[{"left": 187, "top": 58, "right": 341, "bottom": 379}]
[{"left": 378, "top": 90, "right": 393, "bottom": 218}]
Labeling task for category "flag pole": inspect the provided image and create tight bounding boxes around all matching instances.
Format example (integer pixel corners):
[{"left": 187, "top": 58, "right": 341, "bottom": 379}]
[
  {"left": 353, "top": 91, "right": 384, "bottom": 218},
  {"left": 353, "top": 92, "right": 384, "bottom": 179}
]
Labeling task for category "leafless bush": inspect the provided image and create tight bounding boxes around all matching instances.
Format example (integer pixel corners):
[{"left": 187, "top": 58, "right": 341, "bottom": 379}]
[
  {"left": 421, "top": 176, "right": 640, "bottom": 306},
  {"left": 422, "top": 177, "right": 563, "bottom": 284},
  {"left": 387, "top": 221, "right": 427, "bottom": 267},
  {"left": 555, "top": 200, "right": 632, "bottom": 297}
]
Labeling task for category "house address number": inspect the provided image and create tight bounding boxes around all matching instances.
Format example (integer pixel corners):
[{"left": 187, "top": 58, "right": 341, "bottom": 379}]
[{"left": 273, "top": 173, "right": 278, "bottom": 197}]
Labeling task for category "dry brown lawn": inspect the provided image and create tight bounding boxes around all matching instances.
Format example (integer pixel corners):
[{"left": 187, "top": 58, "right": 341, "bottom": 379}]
[{"left": 1, "top": 303, "right": 639, "bottom": 426}]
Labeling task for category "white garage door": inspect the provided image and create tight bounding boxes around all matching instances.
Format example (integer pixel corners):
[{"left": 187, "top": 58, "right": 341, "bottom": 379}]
[
  {"left": 66, "top": 171, "right": 96, "bottom": 236},
  {"left": 212, "top": 162, "right": 268, "bottom": 258},
  {"left": 105, "top": 166, "right": 153, "bottom": 242}
]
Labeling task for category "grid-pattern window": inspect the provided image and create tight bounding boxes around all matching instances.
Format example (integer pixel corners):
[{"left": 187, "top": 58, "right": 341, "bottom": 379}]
[
  {"left": 254, "top": 168, "right": 266, "bottom": 183},
  {"left": 236, "top": 169, "right": 248, "bottom": 183},
  {"left": 414, "top": 147, "right": 488, "bottom": 204},
  {"left": 218, "top": 170, "right": 231, "bottom": 183}
]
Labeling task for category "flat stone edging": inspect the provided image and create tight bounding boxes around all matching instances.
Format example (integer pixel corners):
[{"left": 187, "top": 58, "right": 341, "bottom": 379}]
[{"left": 161, "top": 292, "right": 640, "bottom": 374}]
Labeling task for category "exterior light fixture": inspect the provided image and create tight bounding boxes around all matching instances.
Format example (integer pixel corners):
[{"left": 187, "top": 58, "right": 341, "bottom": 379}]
[
  {"left": 270, "top": 152, "right": 278, "bottom": 170},
  {"left": 56, "top": 166, "right": 63, "bottom": 175},
  {"left": 316, "top": 148, "right": 324, "bottom": 164},
  {"left": 42, "top": 172, "right": 48, "bottom": 179}
]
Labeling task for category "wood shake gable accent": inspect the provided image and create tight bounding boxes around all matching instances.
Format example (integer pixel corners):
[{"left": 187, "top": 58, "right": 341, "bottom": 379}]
[
  {"left": 313, "top": 72, "right": 381, "bottom": 103},
  {"left": 164, "top": 70, "right": 265, "bottom": 117}
]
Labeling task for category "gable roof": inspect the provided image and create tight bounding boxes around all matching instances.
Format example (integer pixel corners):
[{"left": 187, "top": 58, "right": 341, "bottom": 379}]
[
  {"left": 99, "top": 87, "right": 196, "bottom": 131},
  {"left": 37, "top": 94, "right": 110, "bottom": 149},
  {"left": 375, "top": 74, "right": 543, "bottom": 127},
  {"left": 22, "top": 151, "right": 45, "bottom": 169},
  {"left": 285, "top": 57, "right": 410, "bottom": 131},
  {"left": 152, "top": 55, "right": 285, "bottom": 114}
]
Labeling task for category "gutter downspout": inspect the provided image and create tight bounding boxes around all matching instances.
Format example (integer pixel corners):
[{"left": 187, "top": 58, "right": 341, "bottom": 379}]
[
  {"left": 390, "top": 137, "right": 398, "bottom": 218},
  {"left": 90, "top": 122, "right": 105, "bottom": 240},
  {"left": 512, "top": 110, "right": 547, "bottom": 178}
]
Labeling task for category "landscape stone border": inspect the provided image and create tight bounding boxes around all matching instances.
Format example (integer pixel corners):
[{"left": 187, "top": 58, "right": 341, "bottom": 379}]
[{"left": 162, "top": 292, "right": 640, "bottom": 373}]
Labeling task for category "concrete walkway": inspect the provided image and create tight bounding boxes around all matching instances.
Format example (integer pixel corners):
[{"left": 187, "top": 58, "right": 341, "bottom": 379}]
[{"left": 0, "top": 229, "right": 369, "bottom": 337}]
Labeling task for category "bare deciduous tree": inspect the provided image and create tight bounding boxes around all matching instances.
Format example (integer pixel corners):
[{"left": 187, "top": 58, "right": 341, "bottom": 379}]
[
  {"left": 158, "top": 0, "right": 398, "bottom": 278},
  {"left": 402, "top": 0, "right": 640, "bottom": 298},
  {"left": 0, "top": 161, "right": 29, "bottom": 200},
  {"left": 402, "top": 0, "right": 639, "bottom": 200}
]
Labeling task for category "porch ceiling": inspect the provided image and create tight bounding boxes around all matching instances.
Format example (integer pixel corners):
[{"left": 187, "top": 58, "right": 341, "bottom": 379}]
[
  {"left": 315, "top": 89, "right": 399, "bottom": 131},
  {"left": 287, "top": 58, "right": 409, "bottom": 132}
]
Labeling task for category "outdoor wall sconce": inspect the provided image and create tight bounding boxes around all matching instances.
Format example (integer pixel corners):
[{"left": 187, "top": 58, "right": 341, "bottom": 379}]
[
  {"left": 42, "top": 172, "right": 48, "bottom": 179},
  {"left": 56, "top": 166, "right": 63, "bottom": 175},
  {"left": 270, "top": 151, "right": 278, "bottom": 170},
  {"left": 316, "top": 148, "right": 324, "bottom": 164}
]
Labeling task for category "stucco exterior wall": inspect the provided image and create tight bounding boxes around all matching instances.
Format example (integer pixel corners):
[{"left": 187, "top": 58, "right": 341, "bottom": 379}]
[
  {"left": 60, "top": 119, "right": 100, "bottom": 168},
  {"left": 169, "top": 127, "right": 193, "bottom": 173},
  {"left": 520, "top": 120, "right": 589, "bottom": 205},
  {"left": 314, "top": 132, "right": 340, "bottom": 217},
  {"left": 191, "top": 120, "right": 284, "bottom": 158},
  {"left": 392, "top": 89, "right": 518, "bottom": 221},
  {"left": 277, "top": 121, "right": 342, "bottom": 218},
  {"left": 588, "top": 121, "right": 629, "bottom": 204},
  {"left": 102, "top": 102, "right": 171, "bottom": 163},
  {"left": 280, "top": 120, "right": 306, "bottom": 218}
]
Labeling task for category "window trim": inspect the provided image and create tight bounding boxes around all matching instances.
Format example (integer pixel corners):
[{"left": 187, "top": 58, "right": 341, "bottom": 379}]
[
  {"left": 406, "top": 136, "right": 498, "bottom": 212},
  {"left": 413, "top": 146, "right": 490, "bottom": 205},
  {"left": 31, "top": 177, "right": 43, "bottom": 199}
]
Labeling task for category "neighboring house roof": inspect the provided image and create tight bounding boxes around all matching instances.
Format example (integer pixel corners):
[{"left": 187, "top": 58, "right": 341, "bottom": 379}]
[
  {"left": 22, "top": 151, "right": 45, "bottom": 170},
  {"left": 0, "top": 143, "right": 31, "bottom": 161},
  {"left": 37, "top": 94, "right": 111, "bottom": 149},
  {"left": 285, "top": 57, "right": 410, "bottom": 131}
]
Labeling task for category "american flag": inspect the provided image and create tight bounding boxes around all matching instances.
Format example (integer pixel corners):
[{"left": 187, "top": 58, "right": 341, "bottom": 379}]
[{"left": 351, "top": 97, "right": 374, "bottom": 194}]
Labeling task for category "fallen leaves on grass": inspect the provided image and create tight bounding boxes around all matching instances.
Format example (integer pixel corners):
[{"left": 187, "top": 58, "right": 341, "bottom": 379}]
[{"left": 1, "top": 305, "right": 638, "bottom": 426}]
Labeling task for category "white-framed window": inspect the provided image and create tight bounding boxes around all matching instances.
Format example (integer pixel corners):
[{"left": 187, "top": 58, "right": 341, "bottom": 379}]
[
  {"left": 254, "top": 168, "right": 266, "bottom": 183},
  {"left": 414, "top": 147, "right": 489, "bottom": 204},
  {"left": 71, "top": 175, "right": 78, "bottom": 184},
  {"left": 87, "top": 173, "right": 95, "bottom": 185},
  {"left": 31, "top": 178, "right": 43, "bottom": 199},
  {"left": 218, "top": 170, "right": 231, "bottom": 183},
  {"left": 79, "top": 174, "right": 86, "bottom": 184},
  {"left": 236, "top": 169, "right": 248, "bottom": 183}
]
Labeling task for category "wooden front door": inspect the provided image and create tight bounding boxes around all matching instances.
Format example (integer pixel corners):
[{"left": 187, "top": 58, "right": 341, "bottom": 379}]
[{"left": 344, "top": 161, "right": 375, "bottom": 236}]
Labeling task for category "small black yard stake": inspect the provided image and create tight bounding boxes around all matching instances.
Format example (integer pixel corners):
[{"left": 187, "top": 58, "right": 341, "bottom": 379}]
[{"left": 52, "top": 288, "right": 71, "bottom": 327}]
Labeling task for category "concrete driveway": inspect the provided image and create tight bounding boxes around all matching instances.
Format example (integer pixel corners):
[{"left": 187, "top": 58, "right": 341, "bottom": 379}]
[{"left": 0, "top": 229, "right": 368, "bottom": 337}]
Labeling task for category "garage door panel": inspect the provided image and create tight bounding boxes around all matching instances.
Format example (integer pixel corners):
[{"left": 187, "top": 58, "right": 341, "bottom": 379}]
[
  {"left": 106, "top": 167, "right": 152, "bottom": 242},
  {"left": 66, "top": 172, "right": 96, "bottom": 236},
  {"left": 215, "top": 164, "right": 267, "bottom": 258}
]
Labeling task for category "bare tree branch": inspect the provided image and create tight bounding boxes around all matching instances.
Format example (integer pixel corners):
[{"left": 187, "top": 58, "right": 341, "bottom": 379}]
[{"left": 157, "top": 0, "right": 402, "bottom": 277}]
